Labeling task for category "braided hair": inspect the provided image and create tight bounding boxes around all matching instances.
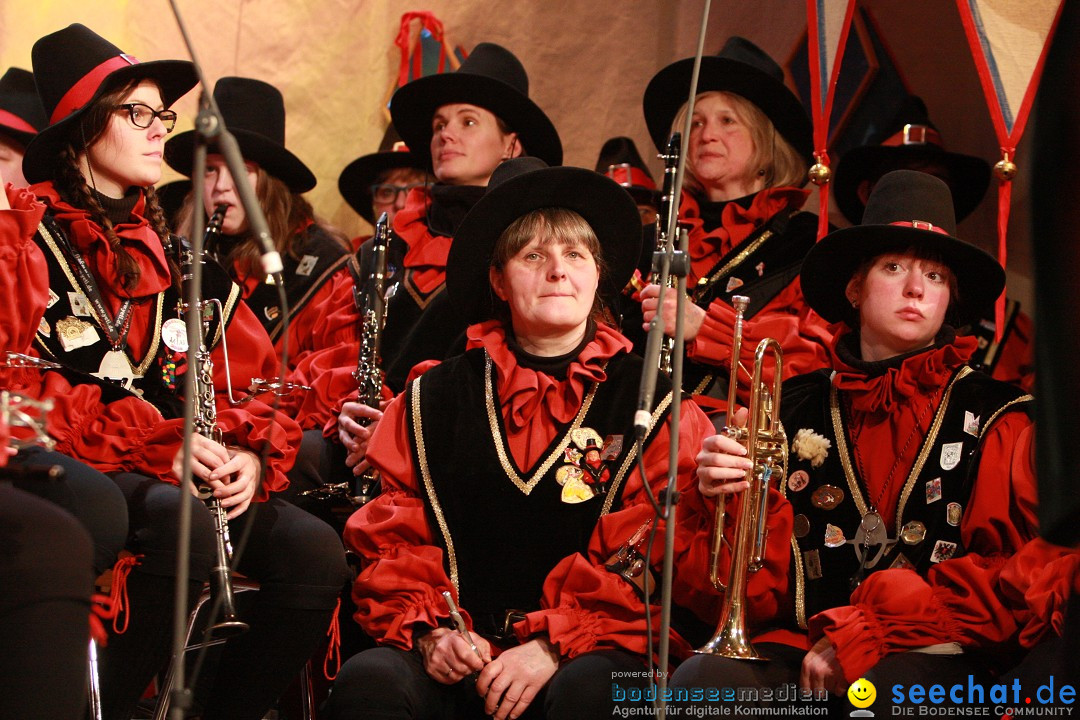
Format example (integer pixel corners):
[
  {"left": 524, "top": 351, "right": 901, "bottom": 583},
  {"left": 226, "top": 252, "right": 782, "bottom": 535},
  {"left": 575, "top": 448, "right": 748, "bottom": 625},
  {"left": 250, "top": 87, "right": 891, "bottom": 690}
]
[{"left": 54, "top": 78, "right": 179, "bottom": 293}]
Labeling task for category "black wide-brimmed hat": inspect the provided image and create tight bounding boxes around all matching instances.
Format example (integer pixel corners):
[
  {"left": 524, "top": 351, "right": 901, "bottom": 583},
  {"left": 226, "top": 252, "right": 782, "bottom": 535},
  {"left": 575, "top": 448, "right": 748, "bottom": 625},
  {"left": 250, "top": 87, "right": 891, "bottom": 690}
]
[
  {"left": 338, "top": 124, "right": 427, "bottom": 223},
  {"left": 23, "top": 23, "right": 197, "bottom": 184},
  {"left": 643, "top": 36, "right": 813, "bottom": 163},
  {"left": 390, "top": 42, "right": 562, "bottom": 168},
  {"left": 447, "top": 157, "right": 641, "bottom": 324},
  {"left": 834, "top": 95, "right": 991, "bottom": 224},
  {"left": 0, "top": 68, "right": 47, "bottom": 149},
  {"left": 595, "top": 136, "right": 660, "bottom": 207},
  {"left": 801, "top": 169, "right": 1003, "bottom": 327},
  {"left": 166, "top": 76, "right": 316, "bottom": 193}
]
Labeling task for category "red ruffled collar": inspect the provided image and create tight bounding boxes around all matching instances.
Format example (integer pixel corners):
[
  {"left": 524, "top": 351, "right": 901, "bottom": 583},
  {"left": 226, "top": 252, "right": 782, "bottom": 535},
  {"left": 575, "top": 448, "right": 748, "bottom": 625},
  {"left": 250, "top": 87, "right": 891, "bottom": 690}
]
[
  {"left": 465, "top": 320, "right": 632, "bottom": 431},
  {"left": 33, "top": 182, "right": 171, "bottom": 300},
  {"left": 394, "top": 187, "right": 449, "bottom": 294},
  {"left": 829, "top": 325, "right": 978, "bottom": 414},
  {"left": 681, "top": 185, "right": 810, "bottom": 264}
]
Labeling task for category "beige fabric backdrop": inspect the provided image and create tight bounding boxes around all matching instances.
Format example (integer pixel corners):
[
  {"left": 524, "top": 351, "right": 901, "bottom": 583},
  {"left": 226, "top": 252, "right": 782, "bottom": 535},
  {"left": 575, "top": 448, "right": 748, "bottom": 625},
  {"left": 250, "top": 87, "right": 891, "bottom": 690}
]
[{"left": 0, "top": 0, "right": 1036, "bottom": 307}]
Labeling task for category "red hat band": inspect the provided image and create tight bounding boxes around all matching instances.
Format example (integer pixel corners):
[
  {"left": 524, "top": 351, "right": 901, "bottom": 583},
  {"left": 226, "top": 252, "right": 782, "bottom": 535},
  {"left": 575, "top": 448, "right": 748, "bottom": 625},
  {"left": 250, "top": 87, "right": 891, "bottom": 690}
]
[
  {"left": 0, "top": 109, "right": 37, "bottom": 134},
  {"left": 880, "top": 123, "right": 943, "bottom": 148},
  {"left": 889, "top": 220, "right": 950, "bottom": 235},
  {"left": 50, "top": 54, "right": 139, "bottom": 125},
  {"left": 605, "top": 163, "right": 657, "bottom": 191}
]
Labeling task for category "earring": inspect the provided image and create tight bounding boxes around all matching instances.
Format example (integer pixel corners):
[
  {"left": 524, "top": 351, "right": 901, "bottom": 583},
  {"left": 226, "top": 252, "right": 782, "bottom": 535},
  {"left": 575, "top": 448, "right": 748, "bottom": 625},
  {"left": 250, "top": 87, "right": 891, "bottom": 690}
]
[
  {"left": 757, "top": 168, "right": 766, "bottom": 177},
  {"left": 850, "top": 299, "right": 859, "bottom": 309}
]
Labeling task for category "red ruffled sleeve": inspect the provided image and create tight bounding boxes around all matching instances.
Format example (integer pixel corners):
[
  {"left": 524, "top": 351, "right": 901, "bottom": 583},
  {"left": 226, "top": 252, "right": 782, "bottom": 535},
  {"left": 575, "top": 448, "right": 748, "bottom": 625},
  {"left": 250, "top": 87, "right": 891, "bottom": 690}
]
[
  {"left": 807, "top": 412, "right": 1065, "bottom": 683},
  {"left": 690, "top": 284, "right": 832, "bottom": 413},
  {"left": 0, "top": 185, "right": 48, "bottom": 354},
  {"left": 23, "top": 291, "right": 299, "bottom": 499},
  {"left": 277, "top": 264, "right": 360, "bottom": 372},
  {"left": 344, "top": 395, "right": 463, "bottom": 649},
  {"left": 672, "top": 189, "right": 832, "bottom": 414}
]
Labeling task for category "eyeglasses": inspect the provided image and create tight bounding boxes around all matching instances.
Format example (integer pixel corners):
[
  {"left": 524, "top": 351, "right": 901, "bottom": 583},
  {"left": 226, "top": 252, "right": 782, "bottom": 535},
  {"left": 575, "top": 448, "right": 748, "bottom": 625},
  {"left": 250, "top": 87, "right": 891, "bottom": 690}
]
[
  {"left": 115, "top": 103, "right": 178, "bottom": 132},
  {"left": 370, "top": 183, "right": 425, "bottom": 203}
]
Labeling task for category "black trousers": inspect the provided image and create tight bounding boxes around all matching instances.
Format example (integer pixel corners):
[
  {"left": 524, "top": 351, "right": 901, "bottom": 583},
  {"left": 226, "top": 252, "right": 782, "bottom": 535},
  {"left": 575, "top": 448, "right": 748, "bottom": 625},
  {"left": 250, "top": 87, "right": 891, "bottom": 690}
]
[
  {"left": 99, "top": 473, "right": 351, "bottom": 720},
  {"left": 323, "top": 645, "right": 653, "bottom": 720},
  {"left": 7, "top": 446, "right": 128, "bottom": 575},
  {"left": 0, "top": 483, "right": 93, "bottom": 720}
]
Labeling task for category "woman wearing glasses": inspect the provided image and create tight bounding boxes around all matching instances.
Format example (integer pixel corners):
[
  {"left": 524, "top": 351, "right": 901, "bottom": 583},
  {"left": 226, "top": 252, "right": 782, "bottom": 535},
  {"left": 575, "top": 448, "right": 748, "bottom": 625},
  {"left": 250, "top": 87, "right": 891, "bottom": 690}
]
[
  {"left": 1, "top": 25, "right": 348, "bottom": 720},
  {"left": 338, "top": 123, "right": 433, "bottom": 250}
]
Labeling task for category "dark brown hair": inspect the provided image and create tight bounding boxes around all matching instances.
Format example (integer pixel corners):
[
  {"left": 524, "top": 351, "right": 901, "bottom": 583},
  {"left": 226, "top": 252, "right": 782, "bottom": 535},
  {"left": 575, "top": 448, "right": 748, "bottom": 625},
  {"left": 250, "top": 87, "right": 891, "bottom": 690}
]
[
  {"left": 174, "top": 165, "right": 349, "bottom": 280},
  {"left": 56, "top": 78, "right": 175, "bottom": 293}
]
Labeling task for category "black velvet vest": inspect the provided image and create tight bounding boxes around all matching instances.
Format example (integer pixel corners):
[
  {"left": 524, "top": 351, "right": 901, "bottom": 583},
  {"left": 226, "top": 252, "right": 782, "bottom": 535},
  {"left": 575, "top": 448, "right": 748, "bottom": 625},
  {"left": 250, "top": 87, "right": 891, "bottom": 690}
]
[
  {"left": 405, "top": 347, "right": 673, "bottom": 624},
  {"left": 233, "top": 225, "right": 352, "bottom": 341},
  {"left": 779, "top": 367, "right": 1032, "bottom": 628},
  {"left": 33, "top": 216, "right": 240, "bottom": 419}
]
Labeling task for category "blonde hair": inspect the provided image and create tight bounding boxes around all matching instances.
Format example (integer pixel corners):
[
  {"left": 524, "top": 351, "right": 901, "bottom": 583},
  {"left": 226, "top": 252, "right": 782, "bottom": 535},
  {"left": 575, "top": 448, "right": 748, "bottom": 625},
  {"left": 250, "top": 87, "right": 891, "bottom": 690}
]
[{"left": 672, "top": 91, "right": 807, "bottom": 195}]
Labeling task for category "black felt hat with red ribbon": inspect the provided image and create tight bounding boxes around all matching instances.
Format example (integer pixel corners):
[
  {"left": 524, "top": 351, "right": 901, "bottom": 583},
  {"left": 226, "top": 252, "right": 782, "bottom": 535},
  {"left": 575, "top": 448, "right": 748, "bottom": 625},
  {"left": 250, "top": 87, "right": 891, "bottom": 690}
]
[
  {"left": 0, "top": 68, "right": 47, "bottom": 149},
  {"left": 23, "top": 23, "right": 197, "bottom": 184},
  {"left": 594, "top": 136, "right": 660, "bottom": 207},
  {"left": 833, "top": 96, "right": 991, "bottom": 224},
  {"left": 801, "top": 169, "right": 1003, "bottom": 327}
]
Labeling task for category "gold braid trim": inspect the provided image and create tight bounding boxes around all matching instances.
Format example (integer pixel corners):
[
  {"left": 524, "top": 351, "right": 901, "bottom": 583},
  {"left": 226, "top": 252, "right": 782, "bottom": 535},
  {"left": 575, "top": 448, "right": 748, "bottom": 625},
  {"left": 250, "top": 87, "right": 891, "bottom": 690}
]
[
  {"left": 601, "top": 390, "right": 673, "bottom": 516},
  {"left": 36, "top": 221, "right": 163, "bottom": 377},
  {"left": 484, "top": 353, "right": 601, "bottom": 495},
  {"left": 410, "top": 375, "right": 461, "bottom": 594}
]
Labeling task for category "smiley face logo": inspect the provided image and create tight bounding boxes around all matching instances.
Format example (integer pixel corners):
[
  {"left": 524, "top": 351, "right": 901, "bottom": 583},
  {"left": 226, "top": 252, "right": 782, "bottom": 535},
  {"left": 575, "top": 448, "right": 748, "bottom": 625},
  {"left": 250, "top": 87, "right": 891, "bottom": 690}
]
[{"left": 847, "top": 677, "right": 876, "bottom": 709}]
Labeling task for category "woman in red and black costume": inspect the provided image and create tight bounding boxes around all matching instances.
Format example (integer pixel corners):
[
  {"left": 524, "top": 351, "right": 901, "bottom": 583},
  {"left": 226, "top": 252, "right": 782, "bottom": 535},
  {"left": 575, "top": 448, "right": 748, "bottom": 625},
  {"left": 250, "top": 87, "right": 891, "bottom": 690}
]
[
  {"left": 1, "top": 25, "right": 348, "bottom": 720},
  {"left": 322, "top": 42, "right": 563, "bottom": 490},
  {"left": 639, "top": 36, "right": 831, "bottom": 417},
  {"left": 165, "top": 76, "right": 361, "bottom": 498},
  {"left": 322, "top": 158, "right": 713, "bottom": 720},
  {"left": 672, "top": 171, "right": 1076, "bottom": 712}
]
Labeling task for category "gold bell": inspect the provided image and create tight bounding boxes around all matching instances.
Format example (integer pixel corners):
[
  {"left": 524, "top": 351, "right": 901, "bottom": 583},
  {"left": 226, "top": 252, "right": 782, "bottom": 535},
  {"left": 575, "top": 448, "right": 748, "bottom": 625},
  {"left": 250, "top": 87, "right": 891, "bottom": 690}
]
[
  {"left": 994, "top": 158, "right": 1018, "bottom": 181},
  {"left": 808, "top": 163, "right": 832, "bottom": 186}
]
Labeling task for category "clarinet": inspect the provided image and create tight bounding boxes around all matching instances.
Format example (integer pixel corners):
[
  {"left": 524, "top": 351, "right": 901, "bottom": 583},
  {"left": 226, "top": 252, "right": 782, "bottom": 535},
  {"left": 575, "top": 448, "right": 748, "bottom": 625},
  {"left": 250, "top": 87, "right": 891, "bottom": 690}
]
[
  {"left": 655, "top": 134, "right": 681, "bottom": 375},
  {"left": 350, "top": 212, "right": 392, "bottom": 505},
  {"left": 303, "top": 212, "right": 392, "bottom": 508},
  {"left": 180, "top": 204, "right": 249, "bottom": 638}
]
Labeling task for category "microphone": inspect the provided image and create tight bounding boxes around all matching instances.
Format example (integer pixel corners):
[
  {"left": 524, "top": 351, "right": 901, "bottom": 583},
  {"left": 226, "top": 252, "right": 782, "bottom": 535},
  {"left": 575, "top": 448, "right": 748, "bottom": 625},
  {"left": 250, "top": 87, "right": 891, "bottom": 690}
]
[{"left": 635, "top": 285, "right": 667, "bottom": 439}]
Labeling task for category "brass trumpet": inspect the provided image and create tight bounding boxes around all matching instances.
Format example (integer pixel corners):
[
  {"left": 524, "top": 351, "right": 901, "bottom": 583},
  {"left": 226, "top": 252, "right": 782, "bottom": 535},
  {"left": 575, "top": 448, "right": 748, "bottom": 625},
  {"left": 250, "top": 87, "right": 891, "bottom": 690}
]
[{"left": 696, "top": 295, "right": 787, "bottom": 660}]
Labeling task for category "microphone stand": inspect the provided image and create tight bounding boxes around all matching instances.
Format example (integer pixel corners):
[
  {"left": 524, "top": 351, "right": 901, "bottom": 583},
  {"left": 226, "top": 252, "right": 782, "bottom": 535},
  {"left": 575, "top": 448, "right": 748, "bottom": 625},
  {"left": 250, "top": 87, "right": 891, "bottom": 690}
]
[
  {"left": 166, "top": 2, "right": 288, "bottom": 717},
  {"left": 645, "top": 1, "right": 711, "bottom": 717}
]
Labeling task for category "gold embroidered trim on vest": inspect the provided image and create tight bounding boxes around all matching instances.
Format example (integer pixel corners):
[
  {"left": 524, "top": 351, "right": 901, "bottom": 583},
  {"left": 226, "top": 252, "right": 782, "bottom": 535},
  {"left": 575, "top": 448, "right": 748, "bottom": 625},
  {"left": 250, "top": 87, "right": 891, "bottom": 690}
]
[
  {"left": 37, "top": 220, "right": 163, "bottom": 377},
  {"left": 600, "top": 390, "right": 673, "bottom": 516},
  {"left": 484, "top": 354, "right": 600, "bottom": 495},
  {"left": 403, "top": 271, "right": 445, "bottom": 311},
  {"left": 691, "top": 229, "right": 775, "bottom": 302},
  {"left": 410, "top": 374, "right": 461, "bottom": 594},
  {"left": 978, "top": 395, "right": 1032, "bottom": 440}
]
